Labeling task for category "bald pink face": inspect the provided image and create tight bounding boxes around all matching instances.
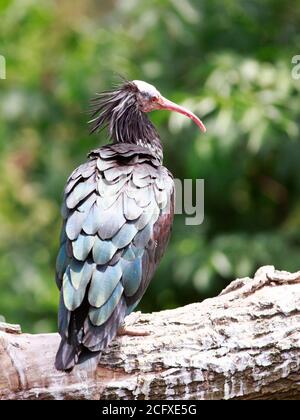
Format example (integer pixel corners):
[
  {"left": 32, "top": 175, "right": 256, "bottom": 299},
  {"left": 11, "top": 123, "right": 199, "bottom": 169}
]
[{"left": 133, "top": 80, "right": 206, "bottom": 133}]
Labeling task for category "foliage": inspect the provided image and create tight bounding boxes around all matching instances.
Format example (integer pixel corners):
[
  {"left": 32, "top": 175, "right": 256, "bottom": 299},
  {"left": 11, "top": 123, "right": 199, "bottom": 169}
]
[{"left": 0, "top": 0, "right": 299, "bottom": 332}]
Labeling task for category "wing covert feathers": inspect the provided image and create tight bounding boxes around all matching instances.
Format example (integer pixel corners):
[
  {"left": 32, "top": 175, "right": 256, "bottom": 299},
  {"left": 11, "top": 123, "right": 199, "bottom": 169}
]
[{"left": 55, "top": 144, "right": 174, "bottom": 370}]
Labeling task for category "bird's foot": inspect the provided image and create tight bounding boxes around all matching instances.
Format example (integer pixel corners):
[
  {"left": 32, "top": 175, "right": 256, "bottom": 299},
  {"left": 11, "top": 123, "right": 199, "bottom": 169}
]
[
  {"left": 117, "top": 311, "right": 150, "bottom": 337},
  {"left": 117, "top": 326, "right": 150, "bottom": 337}
]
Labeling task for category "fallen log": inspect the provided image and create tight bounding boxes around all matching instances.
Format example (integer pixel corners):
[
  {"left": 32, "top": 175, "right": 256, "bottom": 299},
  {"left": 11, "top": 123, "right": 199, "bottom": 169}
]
[{"left": 1, "top": 265, "right": 300, "bottom": 400}]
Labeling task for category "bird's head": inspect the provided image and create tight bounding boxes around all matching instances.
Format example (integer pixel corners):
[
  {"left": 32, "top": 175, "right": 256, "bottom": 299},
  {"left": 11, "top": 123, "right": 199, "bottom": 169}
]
[
  {"left": 89, "top": 79, "right": 206, "bottom": 152},
  {"left": 132, "top": 80, "right": 206, "bottom": 133}
]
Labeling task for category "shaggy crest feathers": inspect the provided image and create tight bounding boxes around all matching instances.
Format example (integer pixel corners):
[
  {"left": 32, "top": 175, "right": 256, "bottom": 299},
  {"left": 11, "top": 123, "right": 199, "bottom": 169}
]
[{"left": 88, "top": 80, "right": 162, "bottom": 160}]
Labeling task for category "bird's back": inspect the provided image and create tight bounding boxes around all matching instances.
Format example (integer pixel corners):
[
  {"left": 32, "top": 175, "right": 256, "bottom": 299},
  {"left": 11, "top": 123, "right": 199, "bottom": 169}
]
[{"left": 55, "top": 143, "right": 174, "bottom": 370}]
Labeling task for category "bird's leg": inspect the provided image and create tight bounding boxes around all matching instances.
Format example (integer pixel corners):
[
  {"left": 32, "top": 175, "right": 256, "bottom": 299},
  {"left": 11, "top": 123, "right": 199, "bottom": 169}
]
[
  {"left": 117, "top": 325, "right": 150, "bottom": 336},
  {"left": 117, "top": 311, "right": 150, "bottom": 337}
]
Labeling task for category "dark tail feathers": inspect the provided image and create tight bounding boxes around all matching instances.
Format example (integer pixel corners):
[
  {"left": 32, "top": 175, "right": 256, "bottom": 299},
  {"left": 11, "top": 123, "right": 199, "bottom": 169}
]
[
  {"left": 55, "top": 339, "right": 78, "bottom": 371},
  {"left": 55, "top": 339, "right": 101, "bottom": 372}
]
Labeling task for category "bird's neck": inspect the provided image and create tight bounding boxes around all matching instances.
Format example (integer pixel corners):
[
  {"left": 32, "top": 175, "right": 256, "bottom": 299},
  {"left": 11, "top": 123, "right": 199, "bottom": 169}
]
[
  {"left": 110, "top": 108, "right": 163, "bottom": 162},
  {"left": 89, "top": 84, "right": 163, "bottom": 162}
]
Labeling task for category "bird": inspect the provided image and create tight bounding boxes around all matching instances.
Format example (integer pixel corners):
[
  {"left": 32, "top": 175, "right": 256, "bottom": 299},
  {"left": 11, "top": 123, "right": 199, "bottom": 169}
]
[{"left": 55, "top": 79, "right": 206, "bottom": 371}]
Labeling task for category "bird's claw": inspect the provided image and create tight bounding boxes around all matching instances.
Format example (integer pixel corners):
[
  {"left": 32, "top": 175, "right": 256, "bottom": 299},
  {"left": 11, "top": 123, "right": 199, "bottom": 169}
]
[
  {"left": 117, "top": 326, "right": 150, "bottom": 337},
  {"left": 117, "top": 311, "right": 150, "bottom": 336}
]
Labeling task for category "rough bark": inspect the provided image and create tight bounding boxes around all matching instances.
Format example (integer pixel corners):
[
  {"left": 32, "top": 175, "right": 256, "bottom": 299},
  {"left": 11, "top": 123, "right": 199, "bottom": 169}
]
[{"left": 1, "top": 265, "right": 300, "bottom": 400}]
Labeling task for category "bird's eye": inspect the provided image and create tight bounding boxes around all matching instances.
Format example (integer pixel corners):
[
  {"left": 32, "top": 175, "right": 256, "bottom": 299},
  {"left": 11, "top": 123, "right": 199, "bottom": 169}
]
[{"left": 151, "top": 96, "right": 158, "bottom": 102}]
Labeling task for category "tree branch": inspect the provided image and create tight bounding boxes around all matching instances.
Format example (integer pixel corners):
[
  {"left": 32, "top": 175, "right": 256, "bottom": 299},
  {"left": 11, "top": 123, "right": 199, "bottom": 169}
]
[{"left": 1, "top": 265, "right": 300, "bottom": 400}]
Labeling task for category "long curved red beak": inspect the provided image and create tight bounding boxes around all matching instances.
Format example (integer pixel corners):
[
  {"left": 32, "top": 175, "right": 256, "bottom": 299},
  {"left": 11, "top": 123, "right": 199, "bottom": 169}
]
[{"left": 157, "top": 96, "right": 206, "bottom": 133}]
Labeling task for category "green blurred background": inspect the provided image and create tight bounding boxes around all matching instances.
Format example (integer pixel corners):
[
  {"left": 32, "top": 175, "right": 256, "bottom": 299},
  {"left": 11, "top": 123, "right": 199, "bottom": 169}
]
[{"left": 0, "top": 0, "right": 300, "bottom": 333}]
